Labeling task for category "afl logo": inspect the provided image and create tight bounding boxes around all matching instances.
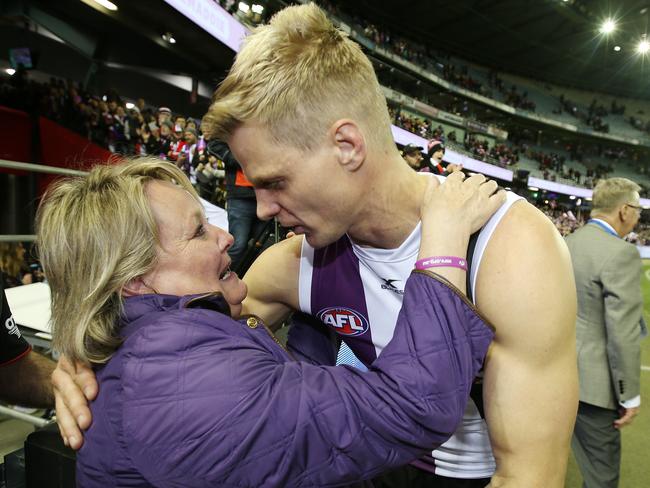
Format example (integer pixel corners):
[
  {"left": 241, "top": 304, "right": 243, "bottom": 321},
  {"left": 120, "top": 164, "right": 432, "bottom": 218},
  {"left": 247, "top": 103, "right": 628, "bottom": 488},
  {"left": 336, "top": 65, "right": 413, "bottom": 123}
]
[{"left": 317, "top": 307, "right": 369, "bottom": 337}]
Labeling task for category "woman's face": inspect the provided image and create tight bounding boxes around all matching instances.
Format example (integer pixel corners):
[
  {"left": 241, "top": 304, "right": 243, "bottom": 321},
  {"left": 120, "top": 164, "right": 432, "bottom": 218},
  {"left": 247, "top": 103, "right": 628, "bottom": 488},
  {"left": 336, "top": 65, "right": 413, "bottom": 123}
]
[{"left": 140, "top": 180, "right": 247, "bottom": 311}]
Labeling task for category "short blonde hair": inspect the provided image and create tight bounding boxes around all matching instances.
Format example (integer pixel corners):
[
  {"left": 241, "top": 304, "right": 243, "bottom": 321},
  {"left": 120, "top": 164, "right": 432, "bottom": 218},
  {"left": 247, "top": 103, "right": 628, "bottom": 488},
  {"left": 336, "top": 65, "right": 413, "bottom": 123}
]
[
  {"left": 591, "top": 177, "right": 641, "bottom": 214},
  {"left": 202, "top": 3, "right": 394, "bottom": 151},
  {"left": 36, "top": 158, "right": 198, "bottom": 364}
]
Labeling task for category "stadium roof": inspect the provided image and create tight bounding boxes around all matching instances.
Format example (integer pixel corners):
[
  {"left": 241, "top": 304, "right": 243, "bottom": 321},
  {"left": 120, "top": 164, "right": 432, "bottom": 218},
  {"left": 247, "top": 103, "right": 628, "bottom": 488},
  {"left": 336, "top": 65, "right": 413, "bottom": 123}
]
[{"left": 340, "top": 0, "right": 650, "bottom": 99}]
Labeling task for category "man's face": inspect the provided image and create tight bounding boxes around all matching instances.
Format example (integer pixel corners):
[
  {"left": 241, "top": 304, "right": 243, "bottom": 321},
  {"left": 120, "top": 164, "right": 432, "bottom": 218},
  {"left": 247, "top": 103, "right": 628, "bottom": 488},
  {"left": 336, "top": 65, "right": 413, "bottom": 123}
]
[
  {"left": 228, "top": 123, "right": 360, "bottom": 248},
  {"left": 184, "top": 131, "right": 197, "bottom": 145},
  {"left": 404, "top": 151, "right": 422, "bottom": 169},
  {"left": 432, "top": 149, "right": 444, "bottom": 163}
]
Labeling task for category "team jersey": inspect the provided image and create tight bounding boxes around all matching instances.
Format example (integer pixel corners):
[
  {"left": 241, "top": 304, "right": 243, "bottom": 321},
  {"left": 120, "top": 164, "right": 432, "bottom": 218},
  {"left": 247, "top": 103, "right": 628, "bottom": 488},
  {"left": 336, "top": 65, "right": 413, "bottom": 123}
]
[{"left": 298, "top": 187, "right": 523, "bottom": 479}]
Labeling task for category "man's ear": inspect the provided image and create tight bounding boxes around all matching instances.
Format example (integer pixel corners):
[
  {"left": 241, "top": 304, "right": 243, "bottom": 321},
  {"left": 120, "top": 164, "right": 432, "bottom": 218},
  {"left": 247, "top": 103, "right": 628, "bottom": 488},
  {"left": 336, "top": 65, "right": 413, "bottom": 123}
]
[
  {"left": 122, "top": 276, "right": 151, "bottom": 297},
  {"left": 330, "top": 119, "right": 366, "bottom": 172}
]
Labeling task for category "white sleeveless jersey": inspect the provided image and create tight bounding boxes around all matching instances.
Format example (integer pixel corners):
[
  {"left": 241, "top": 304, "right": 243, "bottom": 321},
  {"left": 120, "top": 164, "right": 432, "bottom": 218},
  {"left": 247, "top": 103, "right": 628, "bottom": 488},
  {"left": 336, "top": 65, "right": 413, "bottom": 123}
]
[{"left": 298, "top": 186, "right": 523, "bottom": 479}]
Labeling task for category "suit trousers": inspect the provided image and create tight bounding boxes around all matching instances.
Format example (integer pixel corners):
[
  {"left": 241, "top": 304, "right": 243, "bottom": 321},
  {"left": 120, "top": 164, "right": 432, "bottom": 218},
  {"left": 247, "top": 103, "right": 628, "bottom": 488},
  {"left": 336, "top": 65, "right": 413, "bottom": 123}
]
[{"left": 572, "top": 401, "right": 621, "bottom": 488}]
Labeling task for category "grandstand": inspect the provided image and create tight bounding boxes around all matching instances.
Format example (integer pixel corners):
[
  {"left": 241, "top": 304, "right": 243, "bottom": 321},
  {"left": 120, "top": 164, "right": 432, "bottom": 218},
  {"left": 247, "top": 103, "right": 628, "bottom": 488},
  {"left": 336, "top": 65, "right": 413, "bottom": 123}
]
[{"left": 1, "top": 0, "right": 650, "bottom": 486}]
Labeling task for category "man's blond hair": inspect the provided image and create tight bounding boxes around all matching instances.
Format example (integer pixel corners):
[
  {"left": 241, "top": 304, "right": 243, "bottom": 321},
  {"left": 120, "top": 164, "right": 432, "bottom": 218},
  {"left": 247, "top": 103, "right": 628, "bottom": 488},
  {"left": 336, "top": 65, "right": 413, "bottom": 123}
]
[
  {"left": 36, "top": 158, "right": 198, "bottom": 364},
  {"left": 202, "top": 3, "right": 394, "bottom": 151},
  {"left": 591, "top": 177, "right": 641, "bottom": 214}
]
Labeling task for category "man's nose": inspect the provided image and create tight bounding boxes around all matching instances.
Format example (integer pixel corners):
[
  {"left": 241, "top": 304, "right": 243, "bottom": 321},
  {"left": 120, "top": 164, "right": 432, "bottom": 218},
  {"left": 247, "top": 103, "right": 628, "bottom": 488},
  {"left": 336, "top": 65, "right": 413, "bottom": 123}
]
[{"left": 255, "top": 189, "right": 281, "bottom": 221}]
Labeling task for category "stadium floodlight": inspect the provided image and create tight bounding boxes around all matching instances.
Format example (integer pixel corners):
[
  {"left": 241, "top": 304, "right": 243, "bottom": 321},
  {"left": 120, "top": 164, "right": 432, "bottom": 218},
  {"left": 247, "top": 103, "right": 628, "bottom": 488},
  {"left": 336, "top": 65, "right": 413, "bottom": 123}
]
[
  {"left": 238, "top": 2, "right": 250, "bottom": 13},
  {"left": 5, "top": 68, "right": 15, "bottom": 75},
  {"left": 89, "top": 0, "right": 118, "bottom": 11},
  {"left": 614, "top": 45, "right": 621, "bottom": 52},
  {"left": 637, "top": 38, "right": 650, "bottom": 54},
  {"left": 162, "top": 32, "right": 176, "bottom": 44},
  {"left": 599, "top": 19, "right": 616, "bottom": 34},
  {"left": 252, "top": 4, "right": 264, "bottom": 14}
]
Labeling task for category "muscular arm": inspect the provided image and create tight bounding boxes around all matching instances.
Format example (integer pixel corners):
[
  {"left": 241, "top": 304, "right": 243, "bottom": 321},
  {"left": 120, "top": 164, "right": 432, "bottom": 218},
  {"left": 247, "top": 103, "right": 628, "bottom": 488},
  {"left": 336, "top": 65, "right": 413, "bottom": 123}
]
[
  {"left": 239, "top": 235, "right": 302, "bottom": 328},
  {"left": 476, "top": 202, "right": 578, "bottom": 487},
  {"left": 0, "top": 351, "right": 55, "bottom": 408}
]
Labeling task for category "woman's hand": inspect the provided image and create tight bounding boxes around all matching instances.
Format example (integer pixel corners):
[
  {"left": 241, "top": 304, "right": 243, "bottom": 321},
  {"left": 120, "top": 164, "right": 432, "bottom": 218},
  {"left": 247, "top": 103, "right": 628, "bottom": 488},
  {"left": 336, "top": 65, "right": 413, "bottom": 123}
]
[
  {"left": 421, "top": 172, "right": 505, "bottom": 236},
  {"left": 418, "top": 172, "right": 506, "bottom": 293}
]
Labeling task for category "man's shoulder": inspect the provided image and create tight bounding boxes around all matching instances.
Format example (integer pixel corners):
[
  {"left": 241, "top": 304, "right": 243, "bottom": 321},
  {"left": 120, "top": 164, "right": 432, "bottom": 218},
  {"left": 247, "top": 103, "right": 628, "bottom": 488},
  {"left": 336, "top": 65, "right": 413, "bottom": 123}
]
[
  {"left": 476, "top": 200, "right": 569, "bottom": 291},
  {"left": 487, "top": 199, "right": 557, "bottom": 246}
]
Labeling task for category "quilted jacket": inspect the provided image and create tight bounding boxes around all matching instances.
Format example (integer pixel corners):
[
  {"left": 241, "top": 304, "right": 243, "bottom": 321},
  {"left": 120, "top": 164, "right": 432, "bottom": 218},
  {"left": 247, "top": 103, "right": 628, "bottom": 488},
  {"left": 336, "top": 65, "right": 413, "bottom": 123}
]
[{"left": 76, "top": 271, "right": 493, "bottom": 487}]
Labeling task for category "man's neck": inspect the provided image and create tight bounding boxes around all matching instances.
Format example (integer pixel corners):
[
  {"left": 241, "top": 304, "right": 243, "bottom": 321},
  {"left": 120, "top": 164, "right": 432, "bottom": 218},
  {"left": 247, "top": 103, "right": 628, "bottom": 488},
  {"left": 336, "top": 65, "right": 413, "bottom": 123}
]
[
  {"left": 591, "top": 214, "right": 623, "bottom": 237},
  {"left": 347, "top": 157, "right": 428, "bottom": 249}
]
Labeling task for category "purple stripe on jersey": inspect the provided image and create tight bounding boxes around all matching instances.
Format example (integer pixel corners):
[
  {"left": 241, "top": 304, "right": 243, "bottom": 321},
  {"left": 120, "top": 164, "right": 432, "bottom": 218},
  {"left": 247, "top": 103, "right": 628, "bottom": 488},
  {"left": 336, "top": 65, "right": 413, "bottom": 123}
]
[{"left": 311, "top": 236, "right": 378, "bottom": 364}]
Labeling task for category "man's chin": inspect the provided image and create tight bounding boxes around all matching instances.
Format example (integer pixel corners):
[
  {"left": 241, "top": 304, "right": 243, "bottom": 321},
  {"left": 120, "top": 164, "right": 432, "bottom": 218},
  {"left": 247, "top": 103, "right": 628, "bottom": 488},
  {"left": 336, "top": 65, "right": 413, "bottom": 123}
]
[{"left": 304, "top": 231, "right": 339, "bottom": 249}]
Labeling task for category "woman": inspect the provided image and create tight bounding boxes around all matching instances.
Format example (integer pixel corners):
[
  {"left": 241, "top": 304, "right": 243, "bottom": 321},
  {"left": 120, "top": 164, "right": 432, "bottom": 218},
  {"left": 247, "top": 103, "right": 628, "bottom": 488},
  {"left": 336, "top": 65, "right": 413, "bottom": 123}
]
[{"left": 37, "top": 158, "right": 503, "bottom": 487}]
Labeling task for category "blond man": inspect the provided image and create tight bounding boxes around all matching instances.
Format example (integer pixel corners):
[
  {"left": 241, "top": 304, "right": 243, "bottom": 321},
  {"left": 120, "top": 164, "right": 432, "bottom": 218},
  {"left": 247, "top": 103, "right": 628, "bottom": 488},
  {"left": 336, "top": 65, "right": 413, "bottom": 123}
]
[{"left": 54, "top": 4, "right": 578, "bottom": 487}]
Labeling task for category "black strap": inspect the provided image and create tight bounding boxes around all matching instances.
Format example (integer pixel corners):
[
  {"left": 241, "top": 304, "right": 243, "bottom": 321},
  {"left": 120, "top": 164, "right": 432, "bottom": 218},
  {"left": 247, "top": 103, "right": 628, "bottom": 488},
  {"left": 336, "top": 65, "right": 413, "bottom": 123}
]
[{"left": 465, "top": 231, "right": 480, "bottom": 304}]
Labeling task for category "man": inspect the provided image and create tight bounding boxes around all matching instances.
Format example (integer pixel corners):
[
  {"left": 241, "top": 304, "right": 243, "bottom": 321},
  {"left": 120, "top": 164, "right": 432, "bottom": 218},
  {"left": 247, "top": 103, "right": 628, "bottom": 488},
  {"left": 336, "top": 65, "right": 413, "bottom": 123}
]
[
  {"left": 565, "top": 178, "right": 645, "bottom": 488},
  {"left": 1, "top": 279, "right": 55, "bottom": 407},
  {"left": 53, "top": 4, "right": 578, "bottom": 487},
  {"left": 402, "top": 143, "right": 424, "bottom": 170}
]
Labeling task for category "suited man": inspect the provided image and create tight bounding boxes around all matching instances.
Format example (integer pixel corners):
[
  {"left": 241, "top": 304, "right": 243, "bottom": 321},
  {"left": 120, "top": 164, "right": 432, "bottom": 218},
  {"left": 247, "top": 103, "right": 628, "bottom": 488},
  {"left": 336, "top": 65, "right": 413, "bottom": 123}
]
[{"left": 565, "top": 177, "right": 644, "bottom": 488}]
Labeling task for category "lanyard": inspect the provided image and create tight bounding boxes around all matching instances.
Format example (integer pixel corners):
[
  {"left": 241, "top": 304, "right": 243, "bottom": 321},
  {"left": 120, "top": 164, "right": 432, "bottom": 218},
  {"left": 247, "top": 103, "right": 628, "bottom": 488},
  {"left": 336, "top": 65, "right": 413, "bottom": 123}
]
[{"left": 588, "top": 219, "right": 619, "bottom": 238}]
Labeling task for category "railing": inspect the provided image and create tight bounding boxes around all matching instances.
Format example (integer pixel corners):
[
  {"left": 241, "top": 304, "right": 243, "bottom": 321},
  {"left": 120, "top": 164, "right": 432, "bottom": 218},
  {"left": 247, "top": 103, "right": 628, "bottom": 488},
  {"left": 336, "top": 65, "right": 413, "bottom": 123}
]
[{"left": 1, "top": 159, "right": 89, "bottom": 243}]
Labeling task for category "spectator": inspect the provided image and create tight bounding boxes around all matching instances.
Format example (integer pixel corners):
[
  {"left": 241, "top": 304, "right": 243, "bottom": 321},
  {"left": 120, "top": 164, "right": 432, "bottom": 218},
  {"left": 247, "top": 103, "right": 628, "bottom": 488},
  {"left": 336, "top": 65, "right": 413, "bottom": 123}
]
[
  {"left": 208, "top": 140, "right": 266, "bottom": 274},
  {"left": 401, "top": 143, "right": 424, "bottom": 170},
  {"left": 0, "top": 242, "right": 32, "bottom": 289}
]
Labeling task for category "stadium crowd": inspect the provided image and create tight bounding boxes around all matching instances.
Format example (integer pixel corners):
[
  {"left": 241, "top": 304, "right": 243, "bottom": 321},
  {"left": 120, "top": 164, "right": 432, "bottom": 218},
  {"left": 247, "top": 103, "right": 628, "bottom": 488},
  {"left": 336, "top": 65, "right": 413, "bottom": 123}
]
[
  {"left": 0, "top": 72, "right": 227, "bottom": 206},
  {"left": 1, "top": 42, "right": 649, "bottom": 248}
]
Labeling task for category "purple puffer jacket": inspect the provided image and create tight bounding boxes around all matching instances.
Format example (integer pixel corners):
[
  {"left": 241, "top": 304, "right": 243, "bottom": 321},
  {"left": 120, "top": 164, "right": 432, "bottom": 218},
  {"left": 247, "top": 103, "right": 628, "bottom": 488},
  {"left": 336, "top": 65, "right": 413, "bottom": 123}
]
[{"left": 76, "top": 271, "right": 493, "bottom": 487}]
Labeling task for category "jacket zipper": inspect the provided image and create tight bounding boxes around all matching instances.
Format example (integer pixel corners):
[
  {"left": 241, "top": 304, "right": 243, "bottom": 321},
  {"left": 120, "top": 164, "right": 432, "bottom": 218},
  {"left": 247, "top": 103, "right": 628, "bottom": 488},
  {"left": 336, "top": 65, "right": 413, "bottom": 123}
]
[
  {"left": 182, "top": 294, "right": 296, "bottom": 360},
  {"left": 241, "top": 314, "right": 296, "bottom": 361}
]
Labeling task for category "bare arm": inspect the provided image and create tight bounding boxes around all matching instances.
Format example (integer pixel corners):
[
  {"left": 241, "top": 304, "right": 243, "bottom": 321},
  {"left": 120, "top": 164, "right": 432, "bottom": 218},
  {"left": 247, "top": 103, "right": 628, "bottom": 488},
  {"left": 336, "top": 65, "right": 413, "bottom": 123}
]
[
  {"left": 0, "top": 351, "right": 55, "bottom": 408},
  {"left": 477, "top": 202, "right": 578, "bottom": 487},
  {"left": 239, "top": 234, "right": 302, "bottom": 328}
]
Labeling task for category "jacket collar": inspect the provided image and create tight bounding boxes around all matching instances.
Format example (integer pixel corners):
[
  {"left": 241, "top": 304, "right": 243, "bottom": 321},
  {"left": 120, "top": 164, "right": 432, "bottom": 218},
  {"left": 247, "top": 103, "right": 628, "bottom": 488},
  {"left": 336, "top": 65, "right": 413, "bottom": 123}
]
[{"left": 121, "top": 292, "right": 230, "bottom": 335}]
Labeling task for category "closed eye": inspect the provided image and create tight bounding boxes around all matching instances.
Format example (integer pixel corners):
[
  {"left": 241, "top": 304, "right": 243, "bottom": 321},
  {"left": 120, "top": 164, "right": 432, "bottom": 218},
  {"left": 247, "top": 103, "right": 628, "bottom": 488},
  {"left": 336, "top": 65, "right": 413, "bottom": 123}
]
[
  {"left": 193, "top": 224, "right": 206, "bottom": 238},
  {"left": 259, "top": 179, "right": 284, "bottom": 190}
]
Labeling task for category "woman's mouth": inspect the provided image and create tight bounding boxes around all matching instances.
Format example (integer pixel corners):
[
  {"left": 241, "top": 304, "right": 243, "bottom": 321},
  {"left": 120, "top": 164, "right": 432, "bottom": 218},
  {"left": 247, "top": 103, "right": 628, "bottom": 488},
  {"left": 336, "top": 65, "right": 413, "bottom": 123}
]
[{"left": 219, "top": 266, "right": 232, "bottom": 281}]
